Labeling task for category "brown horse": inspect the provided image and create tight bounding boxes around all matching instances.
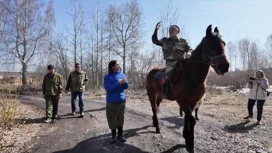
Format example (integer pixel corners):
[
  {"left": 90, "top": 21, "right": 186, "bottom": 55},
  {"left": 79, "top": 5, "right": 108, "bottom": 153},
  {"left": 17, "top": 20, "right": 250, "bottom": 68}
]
[{"left": 146, "top": 25, "right": 229, "bottom": 152}]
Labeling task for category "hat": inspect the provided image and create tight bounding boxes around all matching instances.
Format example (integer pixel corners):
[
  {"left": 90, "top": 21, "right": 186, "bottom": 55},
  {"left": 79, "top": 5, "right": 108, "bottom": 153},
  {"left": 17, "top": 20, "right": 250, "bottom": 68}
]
[
  {"left": 75, "top": 63, "right": 80, "bottom": 68},
  {"left": 170, "top": 25, "right": 180, "bottom": 32},
  {"left": 47, "top": 64, "right": 54, "bottom": 70}
]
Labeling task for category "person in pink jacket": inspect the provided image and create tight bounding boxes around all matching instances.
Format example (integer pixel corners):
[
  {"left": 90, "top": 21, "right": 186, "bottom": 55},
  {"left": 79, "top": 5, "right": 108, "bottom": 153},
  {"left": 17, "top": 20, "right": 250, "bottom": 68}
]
[{"left": 244, "top": 70, "right": 269, "bottom": 125}]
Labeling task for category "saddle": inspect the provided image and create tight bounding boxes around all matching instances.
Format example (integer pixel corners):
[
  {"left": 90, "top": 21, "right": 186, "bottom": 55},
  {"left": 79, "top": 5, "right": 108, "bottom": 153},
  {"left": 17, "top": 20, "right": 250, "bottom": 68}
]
[
  {"left": 153, "top": 61, "right": 183, "bottom": 83},
  {"left": 153, "top": 61, "right": 183, "bottom": 99}
]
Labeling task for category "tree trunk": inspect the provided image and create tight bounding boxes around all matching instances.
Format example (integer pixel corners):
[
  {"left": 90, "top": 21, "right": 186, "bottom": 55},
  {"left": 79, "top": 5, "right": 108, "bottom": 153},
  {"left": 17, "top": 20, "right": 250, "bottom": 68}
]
[
  {"left": 123, "top": 46, "right": 126, "bottom": 74},
  {"left": 100, "top": 33, "right": 103, "bottom": 87},
  {"left": 22, "top": 63, "right": 28, "bottom": 86}
]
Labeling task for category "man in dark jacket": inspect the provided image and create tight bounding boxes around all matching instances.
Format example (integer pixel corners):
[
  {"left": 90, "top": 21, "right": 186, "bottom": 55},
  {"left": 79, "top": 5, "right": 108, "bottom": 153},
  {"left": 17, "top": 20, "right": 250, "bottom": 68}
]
[{"left": 66, "top": 63, "right": 88, "bottom": 118}]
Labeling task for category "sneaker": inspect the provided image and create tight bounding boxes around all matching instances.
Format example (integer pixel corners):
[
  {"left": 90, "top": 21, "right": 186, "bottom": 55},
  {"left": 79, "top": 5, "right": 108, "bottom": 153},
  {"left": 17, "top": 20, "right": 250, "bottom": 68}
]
[
  {"left": 256, "top": 121, "right": 262, "bottom": 125},
  {"left": 43, "top": 118, "right": 52, "bottom": 123},
  {"left": 51, "top": 119, "right": 56, "bottom": 123},
  {"left": 244, "top": 116, "right": 253, "bottom": 119},
  {"left": 71, "top": 112, "right": 76, "bottom": 115},
  {"left": 54, "top": 115, "right": 60, "bottom": 119}
]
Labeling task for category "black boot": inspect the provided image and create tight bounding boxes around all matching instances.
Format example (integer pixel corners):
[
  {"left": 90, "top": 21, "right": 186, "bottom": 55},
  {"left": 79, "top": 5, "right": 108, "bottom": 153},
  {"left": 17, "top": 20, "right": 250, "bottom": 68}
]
[
  {"left": 111, "top": 129, "right": 117, "bottom": 144},
  {"left": 162, "top": 83, "right": 168, "bottom": 98},
  {"left": 118, "top": 126, "right": 126, "bottom": 142},
  {"left": 79, "top": 107, "right": 84, "bottom": 118}
]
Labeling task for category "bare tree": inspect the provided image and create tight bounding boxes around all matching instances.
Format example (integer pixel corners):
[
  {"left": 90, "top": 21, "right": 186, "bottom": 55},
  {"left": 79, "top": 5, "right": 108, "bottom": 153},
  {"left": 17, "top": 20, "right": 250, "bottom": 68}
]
[
  {"left": 238, "top": 38, "right": 250, "bottom": 70},
  {"left": 227, "top": 42, "right": 234, "bottom": 71},
  {"left": 265, "top": 34, "right": 272, "bottom": 67},
  {"left": 67, "top": 0, "right": 86, "bottom": 66},
  {"left": 257, "top": 51, "right": 269, "bottom": 70},
  {"left": 106, "top": 0, "right": 143, "bottom": 74},
  {"left": 233, "top": 43, "right": 238, "bottom": 71},
  {"left": 136, "top": 51, "right": 157, "bottom": 88},
  {"left": 159, "top": 0, "right": 182, "bottom": 37},
  {"left": 50, "top": 33, "right": 70, "bottom": 82},
  {"left": 127, "top": 49, "right": 156, "bottom": 89},
  {"left": 0, "top": 0, "right": 55, "bottom": 85},
  {"left": 155, "top": 0, "right": 185, "bottom": 66},
  {"left": 249, "top": 41, "right": 259, "bottom": 70},
  {"left": 265, "top": 34, "right": 272, "bottom": 53},
  {"left": 88, "top": 0, "right": 108, "bottom": 89}
]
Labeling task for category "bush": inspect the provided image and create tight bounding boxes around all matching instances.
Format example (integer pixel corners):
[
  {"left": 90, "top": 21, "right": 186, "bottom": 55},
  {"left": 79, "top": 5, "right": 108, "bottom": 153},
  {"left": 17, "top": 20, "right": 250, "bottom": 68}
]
[
  {"left": 207, "top": 86, "right": 223, "bottom": 95},
  {"left": 0, "top": 92, "right": 18, "bottom": 127}
]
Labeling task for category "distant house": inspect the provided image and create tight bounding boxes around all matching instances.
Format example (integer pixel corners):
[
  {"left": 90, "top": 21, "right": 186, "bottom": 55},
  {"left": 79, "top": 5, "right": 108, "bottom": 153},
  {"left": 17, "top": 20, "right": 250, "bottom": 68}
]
[{"left": 0, "top": 72, "right": 43, "bottom": 85}]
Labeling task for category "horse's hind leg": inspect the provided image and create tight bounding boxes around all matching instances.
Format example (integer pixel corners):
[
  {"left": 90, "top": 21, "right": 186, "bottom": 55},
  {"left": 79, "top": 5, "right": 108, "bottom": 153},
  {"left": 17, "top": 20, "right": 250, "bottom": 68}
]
[{"left": 151, "top": 95, "right": 161, "bottom": 133}]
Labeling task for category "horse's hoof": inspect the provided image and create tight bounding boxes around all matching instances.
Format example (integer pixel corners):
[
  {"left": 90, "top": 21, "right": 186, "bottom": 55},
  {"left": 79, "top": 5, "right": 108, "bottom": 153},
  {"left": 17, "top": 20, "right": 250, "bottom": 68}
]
[
  {"left": 196, "top": 118, "right": 199, "bottom": 121},
  {"left": 186, "top": 146, "right": 194, "bottom": 153},
  {"left": 156, "top": 129, "right": 160, "bottom": 133}
]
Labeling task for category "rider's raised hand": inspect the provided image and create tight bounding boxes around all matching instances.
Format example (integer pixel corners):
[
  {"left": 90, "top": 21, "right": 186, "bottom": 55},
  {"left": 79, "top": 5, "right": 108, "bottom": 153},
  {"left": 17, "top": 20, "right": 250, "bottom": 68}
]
[{"left": 155, "top": 22, "right": 161, "bottom": 31}]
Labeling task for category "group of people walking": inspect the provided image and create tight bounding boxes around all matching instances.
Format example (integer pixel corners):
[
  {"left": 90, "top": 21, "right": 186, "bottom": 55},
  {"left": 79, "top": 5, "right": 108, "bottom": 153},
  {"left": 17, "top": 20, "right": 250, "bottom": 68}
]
[
  {"left": 41, "top": 22, "right": 269, "bottom": 145},
  {"left": 42, "top": 60, "right": 129, "bottom": 143},
  {"left": 42, "top": 63, "right": 88, "bottom": 123}
]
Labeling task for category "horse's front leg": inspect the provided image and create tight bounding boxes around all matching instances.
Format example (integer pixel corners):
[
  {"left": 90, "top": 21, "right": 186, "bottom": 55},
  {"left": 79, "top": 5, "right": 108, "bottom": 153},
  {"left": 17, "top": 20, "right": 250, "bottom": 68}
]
[
  {"left": 152, "top": 113, "right": 160, "bottom": 133},
  {"left": 184, "top": 111, "right": 196, "bottom": 153}
]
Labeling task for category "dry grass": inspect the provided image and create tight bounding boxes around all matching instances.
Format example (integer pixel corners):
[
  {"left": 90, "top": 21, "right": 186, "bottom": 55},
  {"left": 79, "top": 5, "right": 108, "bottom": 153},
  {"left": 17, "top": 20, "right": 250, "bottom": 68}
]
[
  {"left": 0, "top": 86, "right": 19, "bottom": 127},
  {"left": 0, "top": 85, "right": 46, "bottom": 153},
  {"left": 0, "top": 103, "right": 45, "bottom": 153},
  {"left": 85, "top": 88, "right": 106, "bottom": 100}
]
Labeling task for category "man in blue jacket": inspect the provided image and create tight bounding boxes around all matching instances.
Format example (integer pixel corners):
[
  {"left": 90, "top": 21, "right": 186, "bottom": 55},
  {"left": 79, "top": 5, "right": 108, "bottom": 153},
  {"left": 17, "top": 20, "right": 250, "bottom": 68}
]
[{"left": 104, "top": 60, "right": 128, "bottom": 144}]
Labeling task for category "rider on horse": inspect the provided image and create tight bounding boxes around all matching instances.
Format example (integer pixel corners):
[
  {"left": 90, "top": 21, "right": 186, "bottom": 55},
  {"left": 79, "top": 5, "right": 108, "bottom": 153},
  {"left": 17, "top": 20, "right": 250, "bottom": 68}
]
[{"left": 152, "top": 22, "right": 192, "bottom": 98}]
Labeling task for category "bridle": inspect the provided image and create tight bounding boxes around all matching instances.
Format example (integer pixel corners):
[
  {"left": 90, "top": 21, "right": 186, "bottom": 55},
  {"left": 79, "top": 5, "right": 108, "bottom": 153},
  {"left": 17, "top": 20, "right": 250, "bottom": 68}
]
[
  {"left": 203, "top": 52, "right": 226, "bottom": 66},
  {"left": 201, "top": 38, "right": 226, "bottom": 67}
]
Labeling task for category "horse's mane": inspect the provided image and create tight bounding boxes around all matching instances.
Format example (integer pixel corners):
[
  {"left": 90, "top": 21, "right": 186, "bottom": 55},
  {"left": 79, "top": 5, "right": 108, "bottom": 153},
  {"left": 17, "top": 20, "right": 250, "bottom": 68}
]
[
  {"left": 190, "top": 33, "right": 223, "bottom": 60},
  {"left": 190, "top": 37, "right": 205, "bottom": 59}
]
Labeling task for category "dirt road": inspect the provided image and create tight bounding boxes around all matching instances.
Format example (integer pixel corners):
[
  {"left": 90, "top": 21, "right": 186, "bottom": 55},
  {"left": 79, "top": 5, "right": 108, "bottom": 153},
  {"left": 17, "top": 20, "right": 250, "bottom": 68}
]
[{"left": 18, "top": 91, "right": 272, "bottom": 153}]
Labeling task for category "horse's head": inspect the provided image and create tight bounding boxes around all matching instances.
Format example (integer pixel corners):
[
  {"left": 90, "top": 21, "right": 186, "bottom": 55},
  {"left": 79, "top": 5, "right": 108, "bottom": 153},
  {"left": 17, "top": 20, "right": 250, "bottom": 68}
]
[{"left": 202, "top": 25, "right": 229, "bottom": 75}]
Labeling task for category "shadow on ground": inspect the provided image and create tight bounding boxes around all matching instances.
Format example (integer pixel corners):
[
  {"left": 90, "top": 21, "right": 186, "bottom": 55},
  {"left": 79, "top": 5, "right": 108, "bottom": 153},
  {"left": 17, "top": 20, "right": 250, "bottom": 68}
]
[
  {"left": 161, "top": 116, "right": 184, "bottom": 129},
  {"left": 14, "top": 117, "right": 45, "bottom": 124},
  {"left": 84, "top": 107, "right": 106, "bottom": 113},
  {"left": 223, "top": 120, "right": 259, "bottom": 133},
  {"left": 53, "top": 125, "right": 186, "bottom": 153}
]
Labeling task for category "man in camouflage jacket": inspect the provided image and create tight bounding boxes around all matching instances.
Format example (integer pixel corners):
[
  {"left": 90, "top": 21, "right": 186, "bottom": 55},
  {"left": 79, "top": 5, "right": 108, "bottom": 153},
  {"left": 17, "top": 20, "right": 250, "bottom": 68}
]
[
  {"left": 152, "top": 22, "right": 192, "bottom": 98},
  {"left": 66, "top": 63, "right": 88, "bottom": 117},
  {"left": 42, "top": 65, "right": 63, "bottom": 123}
]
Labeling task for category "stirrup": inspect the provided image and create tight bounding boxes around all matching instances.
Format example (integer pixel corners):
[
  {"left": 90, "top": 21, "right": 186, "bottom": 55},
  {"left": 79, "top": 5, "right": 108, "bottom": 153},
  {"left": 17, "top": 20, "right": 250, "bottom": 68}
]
[{"left": 162, "top": 86, "right": 168, "bottom": 98}]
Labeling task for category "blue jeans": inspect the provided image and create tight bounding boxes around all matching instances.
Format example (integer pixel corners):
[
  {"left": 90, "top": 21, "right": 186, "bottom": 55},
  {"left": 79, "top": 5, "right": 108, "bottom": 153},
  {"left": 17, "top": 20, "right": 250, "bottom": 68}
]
[
  {"left": 71, "top": 92, "right": 84, "bottom": 112},
  {"left": 248, "top": 99, "right": 265, "bottom": 121}
]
